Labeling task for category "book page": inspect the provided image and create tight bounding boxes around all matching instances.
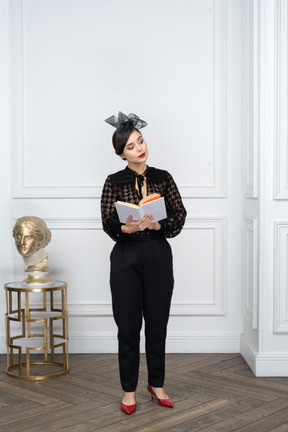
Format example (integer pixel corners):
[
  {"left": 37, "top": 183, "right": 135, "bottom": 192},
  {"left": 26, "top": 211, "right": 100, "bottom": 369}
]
[
  {"left": 115, "top": 203, "right": 142, "bottom": 223},
  {"left": 115, "top": 197, "right": 167, "bottom": 224},
  {"left": 140, "top": 197, "right": 167, "bottom": 222}
]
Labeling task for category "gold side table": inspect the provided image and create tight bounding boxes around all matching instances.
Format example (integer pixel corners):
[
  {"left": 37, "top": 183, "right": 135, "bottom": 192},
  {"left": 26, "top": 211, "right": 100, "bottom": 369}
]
[{"left": 5, "top": 281, "right": 69, "bottom": 380}]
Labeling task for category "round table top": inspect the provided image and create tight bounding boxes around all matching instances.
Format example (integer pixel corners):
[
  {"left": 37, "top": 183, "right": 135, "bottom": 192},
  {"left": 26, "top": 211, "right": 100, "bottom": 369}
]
[{"left": 4, "top": 281, "right": 67, "bottom": 292}]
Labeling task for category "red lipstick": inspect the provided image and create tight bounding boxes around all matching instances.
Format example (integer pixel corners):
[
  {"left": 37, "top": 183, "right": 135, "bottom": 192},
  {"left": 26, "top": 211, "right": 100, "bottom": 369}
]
[{"left": 138, "top": 153, "right": 145, "bottom": 158}]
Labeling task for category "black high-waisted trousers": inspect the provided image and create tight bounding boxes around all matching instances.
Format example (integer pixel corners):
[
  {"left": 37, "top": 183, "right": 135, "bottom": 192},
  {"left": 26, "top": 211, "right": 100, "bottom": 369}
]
[{"left": 110, "top": 233, "right": 174, "bottom": 392}]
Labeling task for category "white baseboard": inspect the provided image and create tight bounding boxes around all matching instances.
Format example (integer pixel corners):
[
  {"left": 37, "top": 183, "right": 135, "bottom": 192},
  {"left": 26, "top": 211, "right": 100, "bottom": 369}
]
[
  {"left": 240, "top": 333, "right": 257, "bottom": 375},
  {"left": 165, "top": 333, "right": 240, "bottom": 353},
  {"left": 67, "top": 332, "right": 241, "bottom": 354},
  {"left": 240, "top": 333, "right": 288, "bottom": 376},
  {"left": 0, "top": 332, "right": 241, "bottom": 355}
]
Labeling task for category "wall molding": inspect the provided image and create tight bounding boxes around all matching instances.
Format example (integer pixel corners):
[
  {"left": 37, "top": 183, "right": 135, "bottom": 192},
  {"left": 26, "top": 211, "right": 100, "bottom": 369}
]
[
  {"left": 274, "top": 0, "right": 288, "bottom": 199},
  {"left": 12, "top": 216, "right": 226, "bottom": 316},
  {"left": 244, "top": 0, "right": 259, "bottom": 199},
  {"left": 274, "top": 222, "right": 288, "bottom": 332},
  {"left": 243, "top": 218, "right": 259, "bottom": 329},
  {"left": 11, "top": 0, "right": 227, "bottom": 199},
  {"left": 179, "top": 217, "right": 226, "bottom": 315}
]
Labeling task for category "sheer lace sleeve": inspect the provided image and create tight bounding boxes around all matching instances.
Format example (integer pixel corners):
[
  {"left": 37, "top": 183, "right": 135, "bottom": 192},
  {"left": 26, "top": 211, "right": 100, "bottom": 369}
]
[
  {"left": 101, "top": 176, "right": 124, "bottom": 242},
  {"left": 101, "top": 168, "right": 186, "bottom": 241},
  {"left": 161, "top": 172, "right": 186, "bottom": 238}
]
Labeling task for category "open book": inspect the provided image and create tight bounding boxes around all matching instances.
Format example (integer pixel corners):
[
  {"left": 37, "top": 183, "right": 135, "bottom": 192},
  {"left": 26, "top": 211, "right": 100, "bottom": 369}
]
[{"left": 115, "top": 193, "right": 167, "bottom": 224}]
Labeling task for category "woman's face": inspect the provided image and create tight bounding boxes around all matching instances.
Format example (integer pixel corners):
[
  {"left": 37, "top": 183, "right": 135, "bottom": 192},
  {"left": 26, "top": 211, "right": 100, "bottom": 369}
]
[
  {"left": 14, "top": 224, "right": 41, "bottom": 256},
  {"left": 121, "top": 130, "right": 148, "bottom": 166}
]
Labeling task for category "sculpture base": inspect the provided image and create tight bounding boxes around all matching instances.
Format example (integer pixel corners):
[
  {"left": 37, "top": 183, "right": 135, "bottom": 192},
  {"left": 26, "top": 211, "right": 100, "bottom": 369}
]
[{"left": 23, "top": 267, "right": 54, "bottom": 286}]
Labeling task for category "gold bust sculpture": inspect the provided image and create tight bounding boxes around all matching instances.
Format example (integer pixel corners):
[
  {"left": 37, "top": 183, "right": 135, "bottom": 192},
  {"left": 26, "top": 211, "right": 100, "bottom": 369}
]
[{"left": 13, "top": 216, "right": 53, "bottom": 285}]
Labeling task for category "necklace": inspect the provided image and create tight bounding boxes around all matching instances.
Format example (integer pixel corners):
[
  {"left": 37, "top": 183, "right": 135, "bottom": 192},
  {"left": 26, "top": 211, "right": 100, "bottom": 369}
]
[{"left": 23, "top": 248, "right": 48, "bottom": 267}]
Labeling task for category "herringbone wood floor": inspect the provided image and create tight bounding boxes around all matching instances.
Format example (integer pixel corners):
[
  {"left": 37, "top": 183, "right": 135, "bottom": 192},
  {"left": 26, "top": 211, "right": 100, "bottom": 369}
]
[{"left": 1, "top": 353, "right": 288, "bottom": 431}]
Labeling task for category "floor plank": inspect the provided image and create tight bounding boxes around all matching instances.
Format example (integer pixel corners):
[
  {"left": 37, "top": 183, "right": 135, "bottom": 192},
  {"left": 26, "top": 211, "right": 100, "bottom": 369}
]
[{"left": 1, "top": 354, "right": 288, "bottom": 431}]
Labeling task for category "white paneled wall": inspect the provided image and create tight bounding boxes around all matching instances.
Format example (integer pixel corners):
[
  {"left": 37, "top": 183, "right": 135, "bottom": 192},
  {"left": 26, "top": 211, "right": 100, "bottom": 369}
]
[
  {"left": 273, "top": 0, "right": 288, "bottom": 354},
  {"left": 274, "top": 0, "right": 288, "bottom": 199},
  {"left": 11, "top": 0, "right": 227, "bottom": 200},
  {"left": 1, "top": 0, "right": 242, "bottom": 356},
  {"left": 241, "top": 0, "right": 288, "bottom": 376},
  {"left": 274, "top": 223, "right": 288, "bottom": 333}
]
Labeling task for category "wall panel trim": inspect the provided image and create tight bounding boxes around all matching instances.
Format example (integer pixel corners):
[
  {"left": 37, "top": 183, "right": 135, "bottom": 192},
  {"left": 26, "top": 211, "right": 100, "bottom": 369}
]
[
  {"left": 11, "top": 0, "right": 227, "bottom": 199},
  {"left": 244, "top": 0, "right": 259, "bottom": 199},
  {"left": 13, "top": 216, "right": 226, "bottom": 316},
  {"left": 274, "top": 0, "right": 288, "bottom": 199},
  {"left": 274, "top": 222, "right": 288, "bottom": 332},
  {"left": 243, "top": 218, "right": 259, "bottom": 329}
]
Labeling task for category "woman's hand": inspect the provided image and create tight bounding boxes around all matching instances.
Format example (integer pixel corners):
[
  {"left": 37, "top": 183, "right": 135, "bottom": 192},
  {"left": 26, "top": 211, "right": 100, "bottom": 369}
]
[
  {"left": 121, "top": 214, "right": 154, "bottom": 234},
  {"left": 147, "top": 221, "right": 161, "bottom": 231}
]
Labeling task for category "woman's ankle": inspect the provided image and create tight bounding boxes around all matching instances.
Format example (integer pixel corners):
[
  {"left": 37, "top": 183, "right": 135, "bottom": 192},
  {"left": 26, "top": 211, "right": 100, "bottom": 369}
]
[{"left": 122, "top": 391, "right": 136, "bottom": 405}]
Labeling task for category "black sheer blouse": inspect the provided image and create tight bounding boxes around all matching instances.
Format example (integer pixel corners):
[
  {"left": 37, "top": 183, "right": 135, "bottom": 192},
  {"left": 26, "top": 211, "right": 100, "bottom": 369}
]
[{"left": 101, "top": 166, "right": 187, "bottom": 242}]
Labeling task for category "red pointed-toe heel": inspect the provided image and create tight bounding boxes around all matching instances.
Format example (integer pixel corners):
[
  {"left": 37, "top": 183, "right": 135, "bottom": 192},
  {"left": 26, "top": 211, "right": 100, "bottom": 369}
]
[
  {"left": 147, "top": 384, "right": 174, "bottom": 408},
  {"left": 121, "top": 398, "right": 137, "bottom": 415}
]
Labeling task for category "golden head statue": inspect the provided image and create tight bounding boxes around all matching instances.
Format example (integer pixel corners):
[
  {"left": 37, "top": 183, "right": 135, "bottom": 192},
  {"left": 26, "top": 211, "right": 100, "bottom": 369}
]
[{"left": 13, "top": 216, "right": 53, "bottom": 285}]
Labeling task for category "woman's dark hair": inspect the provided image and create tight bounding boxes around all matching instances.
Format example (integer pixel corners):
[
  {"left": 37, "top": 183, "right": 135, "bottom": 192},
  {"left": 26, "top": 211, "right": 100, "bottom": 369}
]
[{"left": 112, "top": 123, "right": 140, "bottom": 158}]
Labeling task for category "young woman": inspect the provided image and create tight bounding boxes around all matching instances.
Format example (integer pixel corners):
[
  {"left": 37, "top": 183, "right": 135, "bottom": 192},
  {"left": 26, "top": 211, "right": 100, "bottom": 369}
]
[{"left": 101, "top": 111, "right": 186, "bottom": 414}]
